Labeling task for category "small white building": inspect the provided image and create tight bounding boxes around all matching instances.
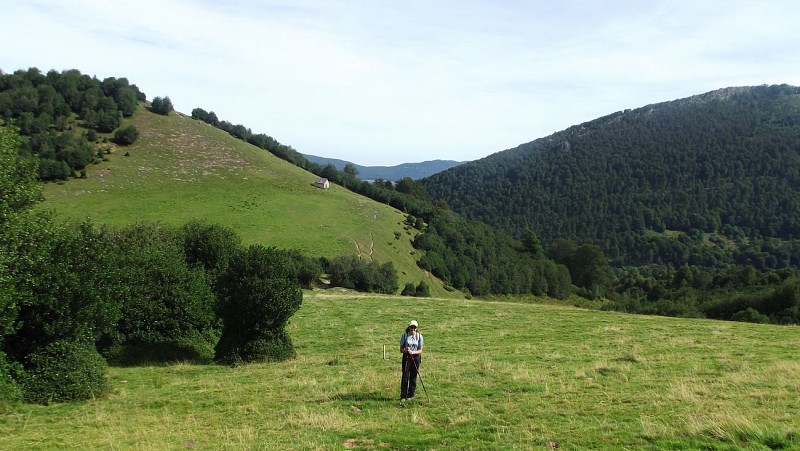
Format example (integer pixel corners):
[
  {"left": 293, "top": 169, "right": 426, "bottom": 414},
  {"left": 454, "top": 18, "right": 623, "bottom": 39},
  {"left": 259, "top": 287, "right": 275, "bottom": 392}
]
[{"left": 313, "top": 177, "right": 330, "bottom": 189}]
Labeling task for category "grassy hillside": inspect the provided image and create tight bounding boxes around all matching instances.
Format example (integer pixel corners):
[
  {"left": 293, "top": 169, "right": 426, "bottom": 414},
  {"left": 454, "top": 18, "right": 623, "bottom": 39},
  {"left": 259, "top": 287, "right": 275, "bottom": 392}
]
[
  {"left": 39, "top": 107, "right": 453, "bottom": 297},
  {"left": 2, "top": 292, "right": 798, "bottom": 449}
]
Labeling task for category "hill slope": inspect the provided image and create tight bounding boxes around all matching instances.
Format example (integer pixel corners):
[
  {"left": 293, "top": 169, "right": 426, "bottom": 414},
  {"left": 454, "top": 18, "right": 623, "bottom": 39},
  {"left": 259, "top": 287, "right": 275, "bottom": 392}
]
[
  {"left": 302, "top": 154, "right": 463, "bottom": 180},
  {"left": 40, "top": 108, "right": 453, "bottom": 296},
  {"left": 423, "top": 85, "right": 800, "bottom": 267}
]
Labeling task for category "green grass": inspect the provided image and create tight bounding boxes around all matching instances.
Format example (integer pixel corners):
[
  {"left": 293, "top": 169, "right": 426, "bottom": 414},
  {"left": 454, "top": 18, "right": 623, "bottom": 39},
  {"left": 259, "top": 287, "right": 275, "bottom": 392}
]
[
  {"left": 39, "top": 109, "right": 452, "bottom": 297},
  {"left": 3, "top": 292, "right": 798, "bottom": 449}
]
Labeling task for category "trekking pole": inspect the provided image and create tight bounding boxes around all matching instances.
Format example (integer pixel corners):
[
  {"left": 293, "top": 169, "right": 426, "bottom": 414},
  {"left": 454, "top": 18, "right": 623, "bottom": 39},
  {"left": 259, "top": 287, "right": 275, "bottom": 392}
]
[
  {"left": 410, "top": 354, "right": 430, "bottom": 401},
  {"left": 403, "top": 356, "right": 409, "bottom": 395}
]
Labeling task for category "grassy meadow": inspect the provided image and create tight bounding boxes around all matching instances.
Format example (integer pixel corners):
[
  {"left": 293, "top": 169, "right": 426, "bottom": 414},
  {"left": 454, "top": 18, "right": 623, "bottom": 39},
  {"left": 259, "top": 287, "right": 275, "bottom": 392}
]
[
  {"left": 2, "top": 292, "right": 798, "bottom": 449},
  {"left": 38, "top": 108, "right": 451, "bottom": 296}
]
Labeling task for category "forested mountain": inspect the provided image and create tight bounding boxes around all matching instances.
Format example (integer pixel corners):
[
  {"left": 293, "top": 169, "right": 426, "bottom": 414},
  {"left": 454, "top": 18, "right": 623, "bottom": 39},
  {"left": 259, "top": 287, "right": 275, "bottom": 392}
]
[
  {"left": 302, "top": 154, "right": 463, "bottom": 180},
  {"left": 423, "top": 85, "right": 800, "bottom": 271}
]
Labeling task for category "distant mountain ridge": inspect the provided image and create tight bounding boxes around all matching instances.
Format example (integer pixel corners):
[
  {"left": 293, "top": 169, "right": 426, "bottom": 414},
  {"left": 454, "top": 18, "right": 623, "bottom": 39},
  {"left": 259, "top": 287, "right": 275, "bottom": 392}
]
[
  {"left": 302, "top": 154, "right": 463, "bottom": 180},
  {"left": 422, "top": 84, "right": 800, "bottom": 269}
]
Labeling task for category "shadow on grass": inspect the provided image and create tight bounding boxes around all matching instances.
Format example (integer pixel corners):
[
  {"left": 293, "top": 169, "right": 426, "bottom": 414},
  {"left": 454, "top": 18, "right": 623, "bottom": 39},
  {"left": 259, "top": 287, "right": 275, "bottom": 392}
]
[{"left": 329, "top": 391, "right": 396, "bottom": 402}]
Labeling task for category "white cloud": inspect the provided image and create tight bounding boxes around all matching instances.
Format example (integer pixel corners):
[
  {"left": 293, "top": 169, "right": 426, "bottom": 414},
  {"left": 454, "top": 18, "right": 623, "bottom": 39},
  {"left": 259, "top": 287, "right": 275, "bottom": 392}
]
[{"left": 2, "top": 0, "right": 799, "bottom": 165}]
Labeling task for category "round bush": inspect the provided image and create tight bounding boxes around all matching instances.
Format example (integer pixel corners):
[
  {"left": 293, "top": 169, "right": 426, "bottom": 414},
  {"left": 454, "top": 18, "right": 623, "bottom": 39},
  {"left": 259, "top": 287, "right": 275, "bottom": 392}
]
[{"left": 21, "top": 339, "right": 108, "bottom": 405}]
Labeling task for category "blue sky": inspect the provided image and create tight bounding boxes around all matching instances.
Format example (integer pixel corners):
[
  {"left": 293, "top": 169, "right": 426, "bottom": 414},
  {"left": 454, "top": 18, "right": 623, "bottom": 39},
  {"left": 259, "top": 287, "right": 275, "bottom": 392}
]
[{"left": 2, "top": 0, "right": 799, "bottom": 165}]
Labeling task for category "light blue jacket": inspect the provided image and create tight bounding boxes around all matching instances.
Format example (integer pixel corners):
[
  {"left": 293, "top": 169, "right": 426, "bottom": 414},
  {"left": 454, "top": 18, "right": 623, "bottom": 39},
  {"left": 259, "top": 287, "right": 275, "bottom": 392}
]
[{"left": 400, "top": 331, "right": 424, "bottom": 352}]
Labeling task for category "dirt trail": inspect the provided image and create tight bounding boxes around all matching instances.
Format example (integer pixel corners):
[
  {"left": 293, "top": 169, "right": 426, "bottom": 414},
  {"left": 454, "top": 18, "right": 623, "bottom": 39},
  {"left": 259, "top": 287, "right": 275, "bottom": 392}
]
[
  {"left": 351, "top": 239, "right": 362, "bottom": 259},
  {"left": 351, "top": 233, "right": 375, "bottom": 261}
]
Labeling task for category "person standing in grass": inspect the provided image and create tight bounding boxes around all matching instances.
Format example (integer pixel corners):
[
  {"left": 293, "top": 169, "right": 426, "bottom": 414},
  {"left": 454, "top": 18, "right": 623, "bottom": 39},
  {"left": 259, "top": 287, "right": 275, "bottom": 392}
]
[{"left": 400, "top": 320, "right": 424, "bottom": 401}]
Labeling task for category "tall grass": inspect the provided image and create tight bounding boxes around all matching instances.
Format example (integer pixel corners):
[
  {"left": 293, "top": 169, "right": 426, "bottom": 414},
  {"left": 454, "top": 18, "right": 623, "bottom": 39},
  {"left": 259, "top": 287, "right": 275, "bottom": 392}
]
[{"left": 2, "top": 292, "right": 798, "bottom": 449}]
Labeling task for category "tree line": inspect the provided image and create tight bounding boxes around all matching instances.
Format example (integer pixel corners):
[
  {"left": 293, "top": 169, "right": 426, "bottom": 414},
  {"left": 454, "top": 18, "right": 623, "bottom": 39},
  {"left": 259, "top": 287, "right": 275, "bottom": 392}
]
[
  {"left": 0, "top": 68, "right": 149, "bottom": 180},
  {"left": 0, "top": 68, "right": 182, "bottom": 181}
]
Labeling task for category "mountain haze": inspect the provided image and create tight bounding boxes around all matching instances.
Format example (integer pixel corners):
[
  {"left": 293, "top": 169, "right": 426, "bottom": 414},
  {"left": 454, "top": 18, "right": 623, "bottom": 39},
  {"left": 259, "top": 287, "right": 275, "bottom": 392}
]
[
  {"left": 423, "top": 85, "right": 800, "bottom": 268},
  {"left": 302, "top": 154, "right": 463, "bottom": 180}
]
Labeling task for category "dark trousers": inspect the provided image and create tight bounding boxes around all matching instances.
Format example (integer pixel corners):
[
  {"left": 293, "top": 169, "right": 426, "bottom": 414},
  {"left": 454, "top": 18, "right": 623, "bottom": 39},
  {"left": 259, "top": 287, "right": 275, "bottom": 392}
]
[{"left": 401, "top": 354, "right": 421, "bottom": 399}]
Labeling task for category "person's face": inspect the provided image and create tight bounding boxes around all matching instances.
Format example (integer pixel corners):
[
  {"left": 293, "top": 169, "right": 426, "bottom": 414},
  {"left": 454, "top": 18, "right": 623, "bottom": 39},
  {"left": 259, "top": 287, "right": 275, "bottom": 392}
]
[{"left": 410, "top": 326, "right": 417, "bottom": 333}]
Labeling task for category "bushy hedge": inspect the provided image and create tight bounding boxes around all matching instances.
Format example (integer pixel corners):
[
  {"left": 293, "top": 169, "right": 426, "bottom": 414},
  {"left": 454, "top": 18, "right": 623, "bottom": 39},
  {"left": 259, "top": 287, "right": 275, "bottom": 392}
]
[
  {"left": 102, "top": 223, "right": 220, "bottom": 365},
  {"left": 20, "top": 338, "right": 108, "bottom": 405},
  {"left": 325, "top": 255, "right": 399, "bottom": 294},
  {"left": 0, "top": 352, "right": 22, "bottom": 403},
  {"left": 214, "top": 245, "right": 302, "bottom": 364},
  {"left": 401, "top": 281, "right": 431, "bottom": 297},
  {"left": 215, "top": 329, "right": 296, "bottom": 365}
]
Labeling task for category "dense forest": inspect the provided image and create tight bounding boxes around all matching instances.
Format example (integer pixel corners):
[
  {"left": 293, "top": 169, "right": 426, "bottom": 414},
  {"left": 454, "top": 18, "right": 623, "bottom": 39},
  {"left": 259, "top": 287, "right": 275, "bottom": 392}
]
[
  {"left": 424, "top": 85, "right": 800, "bottom": 267},
  {"left": 423, "top": 85, "right": 800, "bottom": 321}
]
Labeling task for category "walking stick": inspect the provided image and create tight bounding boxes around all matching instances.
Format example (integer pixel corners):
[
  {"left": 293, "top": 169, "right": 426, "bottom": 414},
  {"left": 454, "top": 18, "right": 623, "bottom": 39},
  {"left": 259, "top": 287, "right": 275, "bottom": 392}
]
[{"left": 409, "top": 354, "right": 430, "bottom": 401}]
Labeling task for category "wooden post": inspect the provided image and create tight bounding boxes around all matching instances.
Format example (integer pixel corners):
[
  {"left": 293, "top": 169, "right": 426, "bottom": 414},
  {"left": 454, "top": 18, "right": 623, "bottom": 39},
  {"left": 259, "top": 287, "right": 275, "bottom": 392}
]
[{"left": 383, "top": 344, "right": 386, "bottom": 360}]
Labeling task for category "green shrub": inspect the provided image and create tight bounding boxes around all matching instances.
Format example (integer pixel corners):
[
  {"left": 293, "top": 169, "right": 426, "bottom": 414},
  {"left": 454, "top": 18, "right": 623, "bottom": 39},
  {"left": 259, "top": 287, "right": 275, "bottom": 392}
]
[
  {"left": 731, "top": 307, "right": 770, "bottom": 324},
  {"left": 37, "top": 158, "right": 70, "bottom": 181},
  {"left": 5, "top": 221, "right": 123, "bottom": 365},
  {"left": 103, "top": 223, "right": 220, "bottom": 365},
  {"left": 113, "top": 125, "right": 139, "bottom": 145},
  {"left": 180, "top": 220, "right": 241, "bottom": 283},
  {"left": 415, "top": 280, "right": 431, "bottom": 297},
  {"left": 326, "top": 255, "right": 399, "bottom": 294},
  {"left": 150, "top": 96, "right": 173, "bottom": 115},
  {"left": 283, "top": 250, "right": 322, "bottom": 288},
  {"left": 216, "top": 330, "right": 295, "bottom": 365},
  {"left": 0, "top": 351, "right": 22, "bottom": 404},
  {"left": 214, "top": 245, "right": 302, "bottom": 364},
  {"left": 20, "top": 338, "right": 108, "bottom": 405}
]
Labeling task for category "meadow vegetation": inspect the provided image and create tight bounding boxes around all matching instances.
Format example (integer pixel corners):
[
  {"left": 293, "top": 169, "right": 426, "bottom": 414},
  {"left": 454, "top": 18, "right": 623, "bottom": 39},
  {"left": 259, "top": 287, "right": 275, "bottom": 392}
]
[{"left": 1, "top": 293, "right": 798, "bottom": 449}]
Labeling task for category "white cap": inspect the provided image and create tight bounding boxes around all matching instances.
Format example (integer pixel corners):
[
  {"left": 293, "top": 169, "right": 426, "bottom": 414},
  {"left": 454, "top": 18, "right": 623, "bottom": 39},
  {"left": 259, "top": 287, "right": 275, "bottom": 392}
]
[{"left": 409, "top": 320, "right": 418, "bottom": 327}]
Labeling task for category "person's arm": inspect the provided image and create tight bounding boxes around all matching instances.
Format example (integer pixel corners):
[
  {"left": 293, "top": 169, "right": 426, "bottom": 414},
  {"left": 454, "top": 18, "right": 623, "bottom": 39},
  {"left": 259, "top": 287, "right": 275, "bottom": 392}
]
[{"left": 400, "top": 334, "right": 407, "bottom": 353}]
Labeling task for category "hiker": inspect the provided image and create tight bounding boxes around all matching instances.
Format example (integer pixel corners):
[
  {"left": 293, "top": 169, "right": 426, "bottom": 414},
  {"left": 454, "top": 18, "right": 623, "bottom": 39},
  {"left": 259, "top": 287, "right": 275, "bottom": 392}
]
[{"left": 400, "top": 320, "right": 424, "bottom": 401}]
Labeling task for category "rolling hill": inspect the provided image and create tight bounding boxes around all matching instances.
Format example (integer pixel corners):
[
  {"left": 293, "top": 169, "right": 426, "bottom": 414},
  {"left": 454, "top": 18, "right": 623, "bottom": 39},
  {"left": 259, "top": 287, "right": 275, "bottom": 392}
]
[
  {"left": 38, "top": 107, "right": 455, "bottom": 297},
  {"left": 422, "top": 84, "right": 800, "bottom": 269}
]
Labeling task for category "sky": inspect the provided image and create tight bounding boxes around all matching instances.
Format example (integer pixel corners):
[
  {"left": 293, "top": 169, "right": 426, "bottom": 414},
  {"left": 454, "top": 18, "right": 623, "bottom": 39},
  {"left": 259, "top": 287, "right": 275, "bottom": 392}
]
[{"left": 2, "top": 1, "right": 799, "bottom": 166}]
